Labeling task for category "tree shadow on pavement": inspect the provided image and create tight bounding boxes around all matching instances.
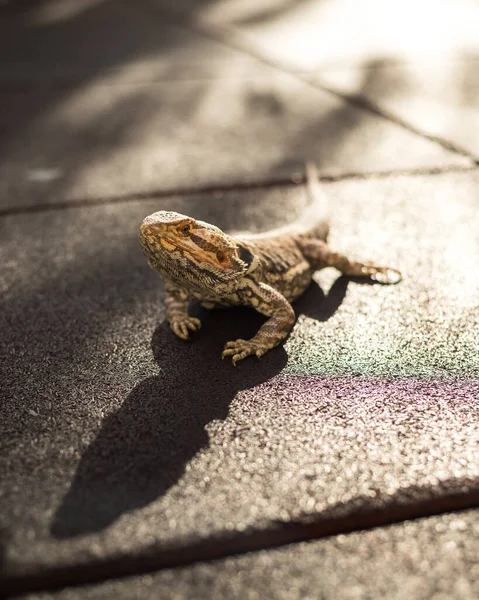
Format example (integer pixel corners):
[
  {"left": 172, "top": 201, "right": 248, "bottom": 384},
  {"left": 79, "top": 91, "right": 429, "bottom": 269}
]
[
  {"left": 231, "top": 0, "right": 316, "bottom": 27},
  {"left": 50, "top": 275, "right": 354, "bottom": 538},
  {"left": 0, "top": 0, "right": 405, "bottom": 215}
]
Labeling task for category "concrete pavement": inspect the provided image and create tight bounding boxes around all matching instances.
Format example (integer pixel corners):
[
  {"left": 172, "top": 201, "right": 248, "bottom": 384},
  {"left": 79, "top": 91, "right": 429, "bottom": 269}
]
[{"left": 1, "top": 1, "right": 478, "bottom": 598}]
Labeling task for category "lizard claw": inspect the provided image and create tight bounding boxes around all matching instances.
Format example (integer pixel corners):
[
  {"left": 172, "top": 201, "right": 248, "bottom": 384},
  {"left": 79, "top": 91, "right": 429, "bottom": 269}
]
[
  {"left": 171, "top": 317, "right": 202, "bottom": 340},
  {"left": 222, "top": 339, "right": 267, "bottom": 365},
  {"left": 367, "top": 267, "right": 403, "bottom": 285}
]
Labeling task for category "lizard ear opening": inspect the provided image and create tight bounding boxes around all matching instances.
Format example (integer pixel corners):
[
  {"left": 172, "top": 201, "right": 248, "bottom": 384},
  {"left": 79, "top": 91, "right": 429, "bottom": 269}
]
[{"left": 237, "top": 243, "right": 254, "bottom": 271}]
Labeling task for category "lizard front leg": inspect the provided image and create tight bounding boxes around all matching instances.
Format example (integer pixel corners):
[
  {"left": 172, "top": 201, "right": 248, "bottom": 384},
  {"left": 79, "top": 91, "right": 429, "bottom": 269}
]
[
  {"left": 164, "top": 282, "right": 201, "bottom": 340},
  {"left": 222, "top": 281, "right": 295, "bottom": 365},
  {"left": 301, "top": 240, "right": 402, "bottom": 284}
]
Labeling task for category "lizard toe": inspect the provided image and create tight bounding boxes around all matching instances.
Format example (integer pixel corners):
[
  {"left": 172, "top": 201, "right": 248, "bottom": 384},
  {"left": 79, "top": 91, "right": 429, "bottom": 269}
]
[
  {"left": 223, "top": 339, "right": 265, "bottom": 364},
  {"left": 171, "top": 317, "right": 202, "bottom": 340},
  {"left": 189, "top": 317, "right": 202, "bottom": 330},
  {"left": 172, "top": 324, "right": 189, "bottom": 340},
  {"left": 177, "top": 323, "right": 191, "bottom": 339},
  {"left": 224, "top": 339, "right": 246, "bottom": 350},
  {"left": 370, "top": 267, "right": 403, "bottom": 285},
  {"left": 221, "top": 348, "right": 236, "bottom": 358},
  {"left": 232, "top": 351, "right": 251, "bottom": 366}
]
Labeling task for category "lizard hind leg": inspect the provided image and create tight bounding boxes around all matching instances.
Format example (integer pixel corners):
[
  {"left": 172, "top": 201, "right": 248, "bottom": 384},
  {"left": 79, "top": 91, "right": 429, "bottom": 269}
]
[{"left": 300, "top": 239, "right": 402, "bottom": 285}]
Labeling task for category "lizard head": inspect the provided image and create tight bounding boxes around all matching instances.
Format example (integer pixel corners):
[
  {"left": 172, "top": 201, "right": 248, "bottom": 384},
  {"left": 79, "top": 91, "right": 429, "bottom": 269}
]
[{"left": 139, "top": 211, "right": 253, "bottom": 295}]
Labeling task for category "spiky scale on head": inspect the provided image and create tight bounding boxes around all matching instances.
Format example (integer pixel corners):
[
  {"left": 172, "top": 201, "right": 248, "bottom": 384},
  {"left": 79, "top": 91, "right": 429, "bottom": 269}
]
[{"left": 139, "top": 211, "right": 250, "bottom": 296}]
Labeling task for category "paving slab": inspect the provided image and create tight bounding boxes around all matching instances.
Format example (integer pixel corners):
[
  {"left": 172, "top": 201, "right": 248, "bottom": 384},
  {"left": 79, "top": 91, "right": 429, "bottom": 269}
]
[
  {"left": 0, "top": 0, "right": 257, "bottom": 86},
  {"left": 0, "top": 71, "right": 469, "bottom": 212},
  {"left": 20, "top": 511, "right": 479, "bottom": 600},
  {"left": 308, "top": 57, "right": 479, "bottom": 160},
  {"left": 1, "top": 171, "right": 478, "bottom": 593},
  {"left": 0, "top": 1, "right": 471, "bottom": 212},
  {"left": 168, "top": 0, "right": 479, "bottom": 69}
]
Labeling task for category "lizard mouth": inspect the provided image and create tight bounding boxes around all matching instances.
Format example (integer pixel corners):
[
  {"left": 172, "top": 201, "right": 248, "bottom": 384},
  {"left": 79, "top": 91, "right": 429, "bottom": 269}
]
[{"left": 139, "top": 223, "right": 166, "bottom": 257}]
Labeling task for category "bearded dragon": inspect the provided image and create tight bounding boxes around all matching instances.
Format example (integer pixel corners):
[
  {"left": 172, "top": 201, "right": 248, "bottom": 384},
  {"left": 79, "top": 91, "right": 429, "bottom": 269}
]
[{"left": 139, "top": 164, "right": 402, "bottom": 365}]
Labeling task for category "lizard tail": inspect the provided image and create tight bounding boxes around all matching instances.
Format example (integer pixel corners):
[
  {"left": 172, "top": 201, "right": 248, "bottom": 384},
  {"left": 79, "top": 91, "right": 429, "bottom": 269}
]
[
  {"left": 231, "top": 162, "right": 330, "bottom": 241},
  {"left": 293, "top": 161, "right": 330, "bottom": 241}
]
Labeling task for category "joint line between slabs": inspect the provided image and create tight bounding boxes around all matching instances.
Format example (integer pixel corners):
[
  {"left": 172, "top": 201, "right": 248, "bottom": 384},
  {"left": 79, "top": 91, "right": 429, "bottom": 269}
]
[
  {"left": 0, "top": 164, "right": 477, "bottom": 218},
  {"left": 146, "top": 3, "right": 479, "bottom": 165},
  {"left": 2, "top": 488, "right": 478, "bottom": 597}
]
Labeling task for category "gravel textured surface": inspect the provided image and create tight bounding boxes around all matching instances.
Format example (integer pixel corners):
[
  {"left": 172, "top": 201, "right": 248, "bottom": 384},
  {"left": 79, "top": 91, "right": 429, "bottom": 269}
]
[
  {"left": 1, "top": 172, "right": 478, "bottom": 588},
  {"left": 22, "top": 511, "right": 479, "bottom": 600}
]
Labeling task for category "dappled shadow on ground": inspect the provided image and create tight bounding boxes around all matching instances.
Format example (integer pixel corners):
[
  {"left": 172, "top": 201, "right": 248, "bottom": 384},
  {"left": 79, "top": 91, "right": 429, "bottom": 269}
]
[
  {"left": 0, "top": 0, "right": 420, "bottom": 212},
  {"left": 225, "top": 0, "right": 316, "bottom": 27},
  {"left": 2, "top": 0, "right": 476, "bottom": 216},
  {"left": 0, "top": 0, "right": 215, "bottom": 208},
  {"left": 0, "top": 527, "right": 8, "bottom": 572},
  {"left": 50, "top": 276, "right": 353, "bottom": 538}
]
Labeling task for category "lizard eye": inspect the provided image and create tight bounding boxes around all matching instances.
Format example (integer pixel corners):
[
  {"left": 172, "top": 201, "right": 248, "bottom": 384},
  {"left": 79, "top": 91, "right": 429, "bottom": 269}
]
[
  {"left": 216, "top": 250, "right": 226, "bottom": 263},
  {"left": 179, "top": 223, "right": 191, "bottom": 235}
]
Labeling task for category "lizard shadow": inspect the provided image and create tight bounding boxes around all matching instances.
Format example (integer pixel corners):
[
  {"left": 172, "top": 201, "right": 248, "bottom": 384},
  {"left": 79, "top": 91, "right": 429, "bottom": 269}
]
[
  {"left": 50, "top": 275, "right": 357, "bottom": 538},
  {"left": 295, "top": 274, "right": 376, "bottom": 323}
]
